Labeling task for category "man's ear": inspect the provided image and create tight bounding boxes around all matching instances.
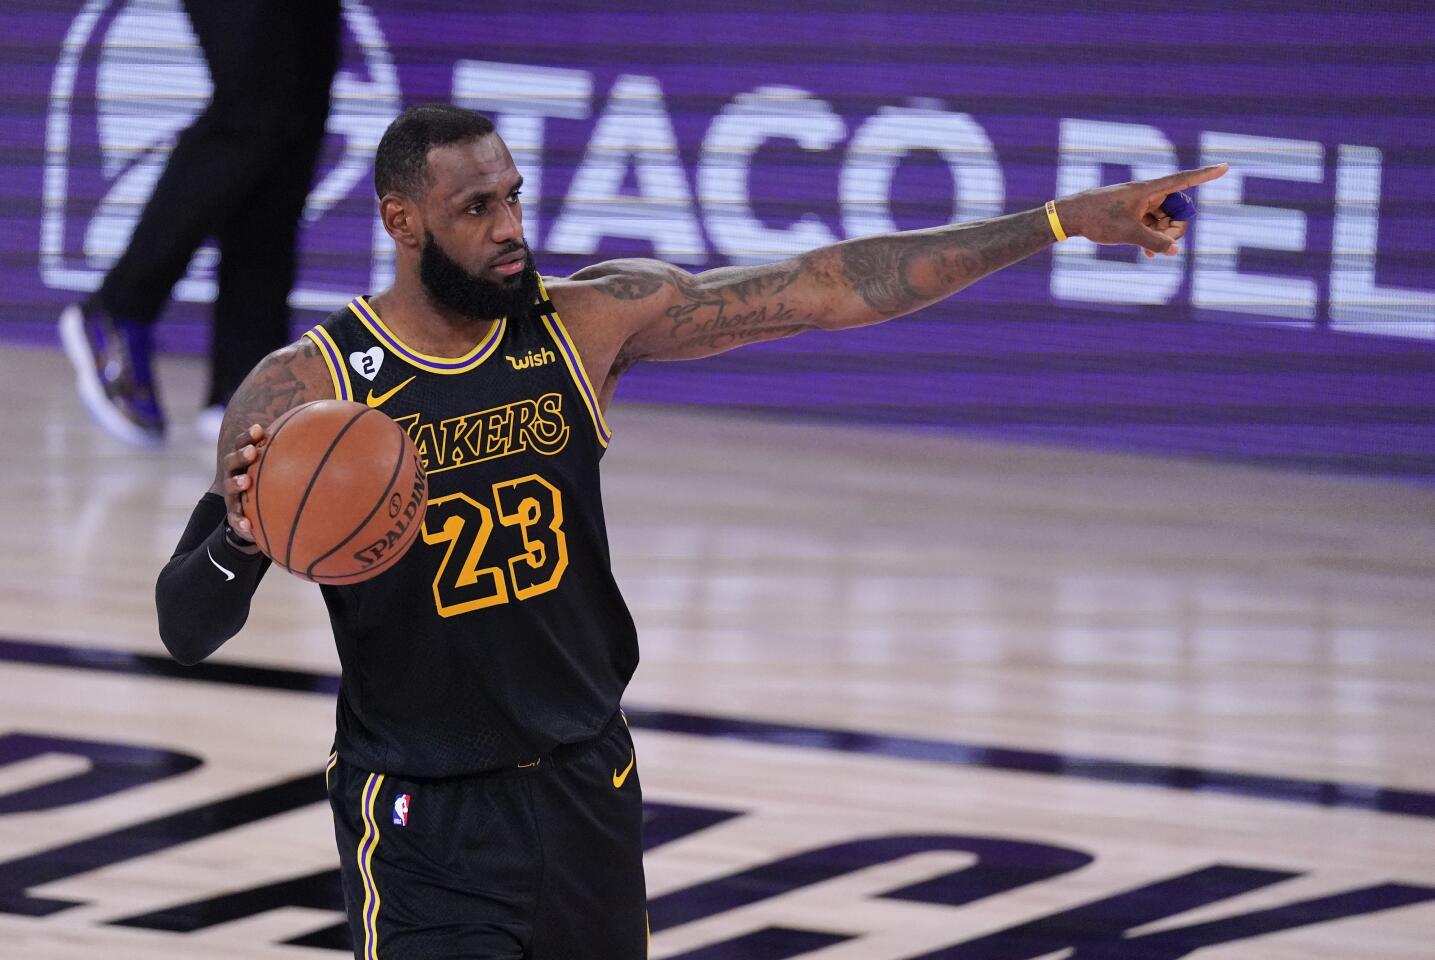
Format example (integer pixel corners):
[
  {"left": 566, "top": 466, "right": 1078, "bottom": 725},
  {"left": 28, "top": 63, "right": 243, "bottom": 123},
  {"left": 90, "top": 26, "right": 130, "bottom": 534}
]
[{"left": 380, "top": 194, "right": 421, "bottom": 250}]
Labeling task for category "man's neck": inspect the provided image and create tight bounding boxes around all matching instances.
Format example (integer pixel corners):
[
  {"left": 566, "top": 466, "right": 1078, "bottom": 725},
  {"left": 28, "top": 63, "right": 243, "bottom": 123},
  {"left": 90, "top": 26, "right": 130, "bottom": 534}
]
[{"left": 368, "top": 276, "right": 500, "bottom": 359}]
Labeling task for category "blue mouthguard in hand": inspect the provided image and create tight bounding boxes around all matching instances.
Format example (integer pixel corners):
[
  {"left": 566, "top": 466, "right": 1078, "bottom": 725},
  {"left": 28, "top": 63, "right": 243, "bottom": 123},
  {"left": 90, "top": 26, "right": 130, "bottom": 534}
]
[{"left": 1160, "top": 190, "right": 1197, "bottom": 221}]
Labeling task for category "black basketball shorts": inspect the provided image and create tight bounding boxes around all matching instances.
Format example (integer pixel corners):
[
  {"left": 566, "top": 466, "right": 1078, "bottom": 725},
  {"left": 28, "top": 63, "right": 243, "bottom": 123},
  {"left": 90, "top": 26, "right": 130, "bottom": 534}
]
[{"left": 326, "top": 712, "right": 647, "bottom": 959}]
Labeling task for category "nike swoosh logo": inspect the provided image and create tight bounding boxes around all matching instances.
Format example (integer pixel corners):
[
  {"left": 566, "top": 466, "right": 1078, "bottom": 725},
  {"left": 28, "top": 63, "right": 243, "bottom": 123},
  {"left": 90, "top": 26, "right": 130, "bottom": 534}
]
[
  {"left": 366, "top": 376, "right": 416, "bottom": 409},
  {"left": 612, "top": 751, "right": 635, "bottom": 789},
  {"left": 206, "top": 547, "right": 235, "bottom": 582}
]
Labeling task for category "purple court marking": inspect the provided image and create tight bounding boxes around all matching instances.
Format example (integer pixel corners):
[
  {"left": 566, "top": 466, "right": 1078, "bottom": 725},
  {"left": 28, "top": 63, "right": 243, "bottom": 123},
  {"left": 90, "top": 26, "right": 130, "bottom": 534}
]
[{"left": 0, "top": 635, "right": 1430, "bottom": 820}]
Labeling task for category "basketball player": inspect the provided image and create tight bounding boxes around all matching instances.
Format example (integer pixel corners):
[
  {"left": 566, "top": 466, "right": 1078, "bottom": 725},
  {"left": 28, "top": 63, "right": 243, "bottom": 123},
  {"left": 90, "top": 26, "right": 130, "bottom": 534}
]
[{"left": 155, "top": 104, "right": 1225, "bottom": 959}]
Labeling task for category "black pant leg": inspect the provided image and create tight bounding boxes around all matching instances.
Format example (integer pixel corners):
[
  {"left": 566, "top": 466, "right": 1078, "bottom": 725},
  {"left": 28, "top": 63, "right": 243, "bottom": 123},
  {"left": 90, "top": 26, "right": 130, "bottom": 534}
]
[
  {"left": 206, "top": 1, "right": 340, "bottom": 404},
  {"left": 95, "top": 0, "right": 322, "bottom": 327}
]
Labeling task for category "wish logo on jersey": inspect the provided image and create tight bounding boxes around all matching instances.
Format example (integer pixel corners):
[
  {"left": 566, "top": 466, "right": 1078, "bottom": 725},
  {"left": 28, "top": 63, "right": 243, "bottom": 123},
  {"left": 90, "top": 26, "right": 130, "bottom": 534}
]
[
  {"left": 41, "top": 0, "right": 400, "bottom": 306},
  {"left": 505, "top": 348, "right": 557, "bottom": 371},
  {"left": 392, "top": 793, "right": 410, "bottom": 827}
]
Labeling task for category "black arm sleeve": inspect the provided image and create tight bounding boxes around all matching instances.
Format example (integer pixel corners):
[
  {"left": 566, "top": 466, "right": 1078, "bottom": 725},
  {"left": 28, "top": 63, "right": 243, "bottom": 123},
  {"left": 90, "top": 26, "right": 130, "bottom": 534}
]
[{"left": 155, "top": 492, "right": 270, "bottom": 665}]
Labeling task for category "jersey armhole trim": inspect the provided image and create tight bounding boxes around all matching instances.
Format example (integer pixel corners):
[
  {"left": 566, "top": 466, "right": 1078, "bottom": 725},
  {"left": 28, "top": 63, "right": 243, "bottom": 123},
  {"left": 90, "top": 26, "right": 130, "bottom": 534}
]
[
  {"left": 536, "top": 275, "right": 612, "bottom": 447},
  {"left": 540, "top": 311, "right": 612, "bottom": 448},
  {"left": 304, "top": 327, "right": 351, "bottom": 401}
]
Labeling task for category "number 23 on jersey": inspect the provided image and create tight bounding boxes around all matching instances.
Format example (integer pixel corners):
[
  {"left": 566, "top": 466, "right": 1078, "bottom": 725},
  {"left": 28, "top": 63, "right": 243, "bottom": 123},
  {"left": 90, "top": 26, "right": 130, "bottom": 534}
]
[{"left": 420, "top": 474, "right": 568, "bottom": 618}]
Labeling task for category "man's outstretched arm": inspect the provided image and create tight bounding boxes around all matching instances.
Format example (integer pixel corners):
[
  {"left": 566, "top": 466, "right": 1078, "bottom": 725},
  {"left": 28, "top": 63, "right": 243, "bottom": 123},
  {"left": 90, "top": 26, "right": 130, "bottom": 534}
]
[{"left": 572, "top": 163, "right": 1227, "bottom": 363}]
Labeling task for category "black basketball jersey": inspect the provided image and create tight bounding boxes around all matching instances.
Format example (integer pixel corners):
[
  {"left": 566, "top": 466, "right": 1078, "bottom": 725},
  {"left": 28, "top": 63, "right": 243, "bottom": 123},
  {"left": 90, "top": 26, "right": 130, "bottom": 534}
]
[{"left": 301, "top": 278, "right": 637, "bottom": 777}]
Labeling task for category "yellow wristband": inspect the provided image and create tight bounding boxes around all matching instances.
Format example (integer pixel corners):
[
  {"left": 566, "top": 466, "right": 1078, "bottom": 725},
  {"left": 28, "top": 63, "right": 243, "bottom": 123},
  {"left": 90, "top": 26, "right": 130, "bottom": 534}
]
[{"left": 1044, "top": 200, "right": 1068, "bottom": 242}]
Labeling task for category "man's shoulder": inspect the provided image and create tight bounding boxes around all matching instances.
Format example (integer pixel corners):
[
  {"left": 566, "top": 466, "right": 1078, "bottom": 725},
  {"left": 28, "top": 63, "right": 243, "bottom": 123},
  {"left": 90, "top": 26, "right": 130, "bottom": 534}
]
[
  {"left": 561, "top": 258, "right": 675, "bottom": 283},
  {"left": 319, "top": 294, "right": 369, "bottom": 328},
  {"left": 255, "top": 333, "right": 332, "bottom": 381},
  {"left": 546, "top": 260, "right": 679, "bottom": 317},
  {"left": 540, "top": 262, "right": 682, "bottom": 374}
]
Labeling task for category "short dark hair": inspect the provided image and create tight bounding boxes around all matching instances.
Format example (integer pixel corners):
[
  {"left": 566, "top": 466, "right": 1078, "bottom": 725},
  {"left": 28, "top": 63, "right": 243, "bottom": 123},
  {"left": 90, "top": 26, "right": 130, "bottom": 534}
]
[{"left": 374, "top": 103, "right": 496, "bottom": 199}]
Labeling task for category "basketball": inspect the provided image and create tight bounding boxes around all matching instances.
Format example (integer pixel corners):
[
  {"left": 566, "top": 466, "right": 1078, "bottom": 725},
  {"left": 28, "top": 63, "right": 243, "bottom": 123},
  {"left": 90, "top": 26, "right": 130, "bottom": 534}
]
[{"left": 241, "top": 400, "right": 428, "bottom": 585}]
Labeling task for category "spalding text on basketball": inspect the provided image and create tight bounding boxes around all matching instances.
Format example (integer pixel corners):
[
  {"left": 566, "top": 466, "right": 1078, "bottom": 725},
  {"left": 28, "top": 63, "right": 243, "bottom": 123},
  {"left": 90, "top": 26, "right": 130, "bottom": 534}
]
[{"left": 353, "top": 454, "right": 427, "bottom": 568}]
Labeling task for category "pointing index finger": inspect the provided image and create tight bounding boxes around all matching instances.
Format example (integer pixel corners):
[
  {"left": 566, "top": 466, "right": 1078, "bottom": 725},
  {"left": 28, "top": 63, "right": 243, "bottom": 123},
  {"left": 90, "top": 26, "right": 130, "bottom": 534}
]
[{"left": 1149, "top": 162, "right": 1229, "bottom": 194}]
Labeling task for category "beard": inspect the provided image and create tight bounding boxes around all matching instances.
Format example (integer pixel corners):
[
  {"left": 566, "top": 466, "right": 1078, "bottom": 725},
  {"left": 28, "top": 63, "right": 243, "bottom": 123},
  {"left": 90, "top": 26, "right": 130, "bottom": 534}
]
[{"left": 419, "top": 231, "right": 538, "bottom": 323}]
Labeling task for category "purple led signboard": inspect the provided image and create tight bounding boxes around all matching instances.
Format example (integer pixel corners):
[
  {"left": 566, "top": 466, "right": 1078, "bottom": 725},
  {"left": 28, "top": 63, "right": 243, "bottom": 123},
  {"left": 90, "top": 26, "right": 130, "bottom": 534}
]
[{"left": 5, "top": 1, "right": 1435, "bottom": 476}]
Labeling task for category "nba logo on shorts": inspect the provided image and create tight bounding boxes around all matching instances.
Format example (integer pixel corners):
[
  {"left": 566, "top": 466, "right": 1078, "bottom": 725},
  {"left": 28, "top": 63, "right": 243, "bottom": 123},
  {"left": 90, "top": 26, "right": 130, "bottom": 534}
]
[{"left": 392, "top": 793, "right": 411, "bottom": 827}]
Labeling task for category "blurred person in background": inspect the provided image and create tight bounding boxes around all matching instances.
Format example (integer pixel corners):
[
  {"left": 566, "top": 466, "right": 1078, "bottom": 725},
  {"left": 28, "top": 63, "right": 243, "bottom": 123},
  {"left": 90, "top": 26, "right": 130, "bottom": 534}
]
[{"left": 60, "top": 0, "right": 341, "bottom": 446}]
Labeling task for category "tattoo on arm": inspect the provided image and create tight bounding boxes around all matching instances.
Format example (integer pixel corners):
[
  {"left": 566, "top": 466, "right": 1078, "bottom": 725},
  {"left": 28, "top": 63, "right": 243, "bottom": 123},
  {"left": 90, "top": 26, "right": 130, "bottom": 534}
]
[
  {"left": 724, "top": 265, "right": 802, "bottom": 303},
  {"left": 231, "top": 339, "right": 319, "bottom": 424},
  {"left": 213, "top": 338, "right": 326, "bottom": 468},
  {"left": 837, "top": 210, "right": 1049, "bottom": 318},
  {"left": 601, "top": 274, "right": 665, "bottom": 301},
  {"left": 839, "top": 242, "right": 913, "bottom": 317},
  {"left": 604, "top": 209, "right": 1051, "bottom": 364},
  {"left": 660, "top": 211, "right": 1048, "bottom": 355},
  {"left": 660, "top": 264, "right": 821, "bottom": 355}
]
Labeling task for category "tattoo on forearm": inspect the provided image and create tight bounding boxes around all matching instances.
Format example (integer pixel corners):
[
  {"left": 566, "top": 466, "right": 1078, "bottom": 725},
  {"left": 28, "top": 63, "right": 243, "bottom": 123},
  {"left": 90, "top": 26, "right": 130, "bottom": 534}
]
[
  {"left": 617, "top": 208, "right": 1050, "bottom": 361},
  {"left": 839, "top": 243, "right": 912, "bottom": 316},
  {"left": 838, "top": 210, "right": 1048, "bottom": 317},
  {"left": 795, "top": 250, "right": 845, "bottom": 290}
]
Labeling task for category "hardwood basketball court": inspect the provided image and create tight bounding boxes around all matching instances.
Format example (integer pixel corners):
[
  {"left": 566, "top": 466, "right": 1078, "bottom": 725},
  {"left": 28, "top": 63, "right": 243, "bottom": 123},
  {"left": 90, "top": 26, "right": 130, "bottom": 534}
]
[{"left": 1, "top": 341, "right": 1432, "bottom": 958}]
